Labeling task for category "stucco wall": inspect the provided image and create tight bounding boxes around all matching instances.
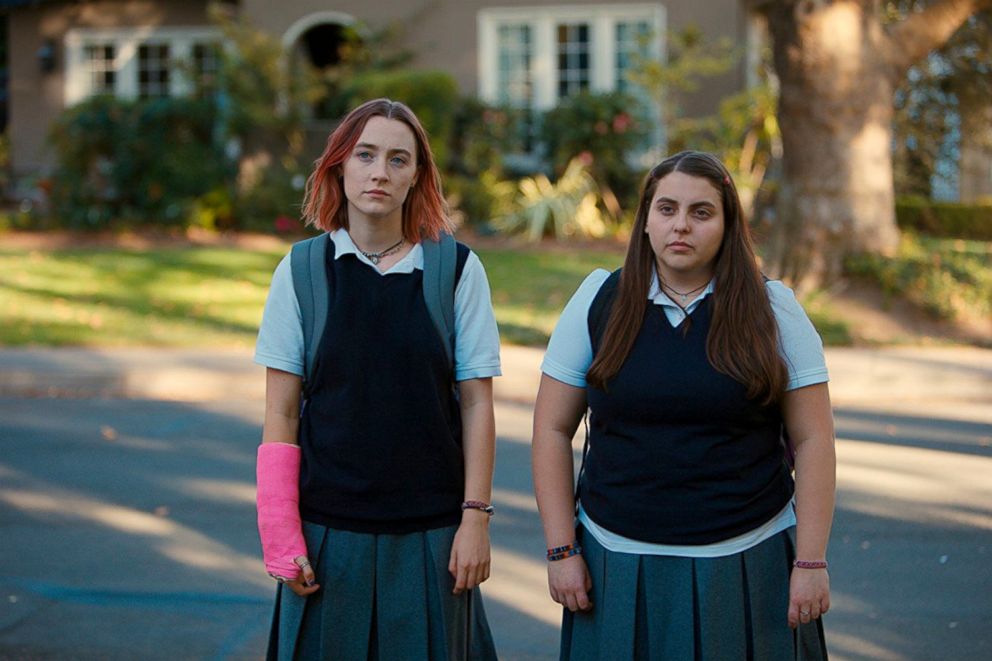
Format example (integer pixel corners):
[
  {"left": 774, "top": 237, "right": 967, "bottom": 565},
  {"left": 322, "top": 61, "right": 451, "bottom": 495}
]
[
  {"left": 7, "top": 0, "right": 211, "bottom": 180},
  {"left": 242, "top": 0, "right": 748, "bottom": 117}
]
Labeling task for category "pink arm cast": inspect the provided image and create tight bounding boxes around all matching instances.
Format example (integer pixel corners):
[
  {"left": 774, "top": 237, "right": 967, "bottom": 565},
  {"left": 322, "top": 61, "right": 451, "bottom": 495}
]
[{"left": 256, "top": 442, "right": 308, "bottom": 580}]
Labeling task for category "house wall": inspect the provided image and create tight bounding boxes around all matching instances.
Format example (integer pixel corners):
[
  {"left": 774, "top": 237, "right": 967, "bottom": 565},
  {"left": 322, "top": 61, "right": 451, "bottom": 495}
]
[
  {"left": 7, "top": 0, "right": 210, "bottom": 180},
  {"left": 242, "top": 0, "right": 749, "bottom": 119}
]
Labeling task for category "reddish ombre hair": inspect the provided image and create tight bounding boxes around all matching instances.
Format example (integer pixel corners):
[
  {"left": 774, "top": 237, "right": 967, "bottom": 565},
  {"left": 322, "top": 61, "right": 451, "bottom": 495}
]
[
  {"left": 586, "top": 151, "right": 788, "bottom": 405},
  {"left": 301, "top": 98, "right": 453, "bottom": 242}
]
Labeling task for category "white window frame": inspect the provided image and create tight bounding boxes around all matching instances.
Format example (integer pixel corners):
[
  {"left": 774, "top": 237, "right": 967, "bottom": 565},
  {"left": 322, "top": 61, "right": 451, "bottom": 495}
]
[
  {"left": 65, "top": 26, "right": 222, "bottom": 105},
  {"left": 478, "top": 4, "right": 665, "bottom": 111}
]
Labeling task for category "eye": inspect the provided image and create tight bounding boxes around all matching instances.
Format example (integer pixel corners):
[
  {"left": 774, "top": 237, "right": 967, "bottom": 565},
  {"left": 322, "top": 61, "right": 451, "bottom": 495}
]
[
  {"left": 390, "top": 156, "right": 409, "bottom": 166},
  {"left": 693, "top": 207, "right": 713, "bottom": 219},
  {"left": 658, "top": 204, "right": 676, "bottom": 215},
  {"left": 355, "top": 151, "right": 373, "bottom": 161}
]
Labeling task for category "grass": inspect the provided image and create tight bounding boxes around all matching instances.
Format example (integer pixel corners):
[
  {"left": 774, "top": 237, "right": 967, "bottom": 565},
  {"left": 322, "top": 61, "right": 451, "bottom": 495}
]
[
  {"left": 477, "top": 246, "right": 623, "bottom": 345},
  {"left": 0, "top": 241, "right": 626, "bottom": 348},
  {"left": 0, "top": 246, "right": 286, "bottom": 348},
  {"left": 1, "top": 237, "right": 900, "bottom": 349}
]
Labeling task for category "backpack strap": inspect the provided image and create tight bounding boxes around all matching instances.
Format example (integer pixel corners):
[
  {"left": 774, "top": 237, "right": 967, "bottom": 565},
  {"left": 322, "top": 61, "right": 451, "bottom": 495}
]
[
  {"left": 290, "top": 233, "right": 331, "bottom": 389},
  {"left": 421, "top": 231, "right": 458, "bottom": 375}
]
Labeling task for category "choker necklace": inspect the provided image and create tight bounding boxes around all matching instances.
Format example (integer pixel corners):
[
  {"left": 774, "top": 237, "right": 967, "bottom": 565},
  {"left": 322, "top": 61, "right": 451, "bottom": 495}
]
[
  {"left": 661, "top": 279, "right": 708, "bottom": 305},
  {"left": 357, "top": 238, "right": 404, "bottom": 265}
]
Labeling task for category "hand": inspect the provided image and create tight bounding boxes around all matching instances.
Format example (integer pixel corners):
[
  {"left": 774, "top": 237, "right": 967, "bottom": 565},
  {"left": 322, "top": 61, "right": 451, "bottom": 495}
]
[
  {"left": 548, "top": 555, "right": 593, "bottom": 612},
  {"left": 273, "top": 555, "right": 320, "bottom": 598},
  {"left": 448, "top": 513, "right": 491, "bottom": 594},
  {"left": 788, "top": 567, "right": 830, "bottom": 628}
]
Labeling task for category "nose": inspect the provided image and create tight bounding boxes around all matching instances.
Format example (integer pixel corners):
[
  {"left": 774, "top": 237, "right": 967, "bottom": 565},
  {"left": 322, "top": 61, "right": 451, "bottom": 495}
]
[
  {"left": 672, "top": 210, "right": 690, "bottom": 233},
  {"left": 370, "top": 158, "right": 389, "bottom": 182}
]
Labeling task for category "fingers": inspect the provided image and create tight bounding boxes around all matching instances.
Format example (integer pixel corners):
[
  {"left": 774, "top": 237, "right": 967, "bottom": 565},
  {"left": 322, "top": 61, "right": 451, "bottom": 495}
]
[
  {"left": 548, "top": 557, "right": 593, "bottom": 612},
  {"left": 451, "top": 558, "right": 491, "bottom": 594},
  {"left": 789, "top": 599, "right": 827, "bottom": 629},
  {"left": 281, "top": 556, "right": 319, "bottom": 597},
  {"left": 296, "top": 556, "right": 317, "bottom": 588}
]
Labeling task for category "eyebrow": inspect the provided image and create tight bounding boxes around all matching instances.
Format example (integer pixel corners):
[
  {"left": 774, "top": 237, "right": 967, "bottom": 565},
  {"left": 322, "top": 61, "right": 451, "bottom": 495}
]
[
  {"left": 655, "top": 196, "right": 718, "bottom": 208},
  {"left": 354, "top": 142, "right": 413, "bottom": 157}
]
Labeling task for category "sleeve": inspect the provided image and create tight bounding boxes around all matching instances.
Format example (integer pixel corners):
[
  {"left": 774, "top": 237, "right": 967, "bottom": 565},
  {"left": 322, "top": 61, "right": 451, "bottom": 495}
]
[
  {"left": 540, "top": 269, "right": 612, "bottom": 388},
  {"left": 453, "top": 251, "right": 502, "bottom": 381},
  {"left": 766, "top": 280, "right": 829, "bottom": 391},
  {"left": 254, "top": 253, "right": 305, "bottom": 376}
]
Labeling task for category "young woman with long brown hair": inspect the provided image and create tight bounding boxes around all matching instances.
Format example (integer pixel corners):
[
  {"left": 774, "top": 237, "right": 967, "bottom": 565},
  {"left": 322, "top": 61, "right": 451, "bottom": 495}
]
[
  {"left": 254, "top": 98, "right": 500, "bottom": 660},
  {"left": 532, "top": 151, "right": 835, "bottom": 659}
]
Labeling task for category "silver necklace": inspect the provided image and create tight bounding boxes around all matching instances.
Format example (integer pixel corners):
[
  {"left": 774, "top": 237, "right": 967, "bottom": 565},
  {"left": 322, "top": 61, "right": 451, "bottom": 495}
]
[
  {"left": 357, "top": 238, "right": 404, "bottom": 265},
  {"left": 661, "top": 279, "right": 708, "bottom": 305}
]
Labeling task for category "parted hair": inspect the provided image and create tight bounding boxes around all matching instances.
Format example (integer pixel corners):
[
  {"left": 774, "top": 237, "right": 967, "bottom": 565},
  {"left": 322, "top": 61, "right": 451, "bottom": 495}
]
[
  {"left": 586, "top": 151, "right": 788, "bottom": 405},
  {"left": 301, "top": 98, "right": 454, "bottom": 242}
]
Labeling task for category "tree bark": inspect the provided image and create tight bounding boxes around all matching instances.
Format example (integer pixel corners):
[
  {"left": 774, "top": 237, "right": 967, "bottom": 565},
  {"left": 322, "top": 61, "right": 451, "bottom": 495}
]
[{"left": 757, "top": 0, "right": 991, "bottom": 290}]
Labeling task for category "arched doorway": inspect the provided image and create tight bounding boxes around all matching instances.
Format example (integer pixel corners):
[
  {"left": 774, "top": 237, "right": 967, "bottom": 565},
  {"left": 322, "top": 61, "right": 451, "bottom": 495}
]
[{"left": 283, "top": 12, "right": 360, "bottom": 157}]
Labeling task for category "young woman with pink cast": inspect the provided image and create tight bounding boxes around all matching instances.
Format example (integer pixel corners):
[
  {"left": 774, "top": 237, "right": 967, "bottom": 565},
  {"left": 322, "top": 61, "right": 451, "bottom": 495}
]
[{"left": 254, "top": 98, "right": 501, "bottom": 660}]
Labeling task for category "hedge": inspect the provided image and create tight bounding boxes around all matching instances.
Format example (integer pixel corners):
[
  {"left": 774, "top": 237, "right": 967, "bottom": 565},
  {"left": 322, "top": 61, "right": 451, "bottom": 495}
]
[
  {"left": 340, "top": 69, "right": 460, "bottom": 170},
  {"left": 896, "top": 197, "right": 992, "bottom": 241}
]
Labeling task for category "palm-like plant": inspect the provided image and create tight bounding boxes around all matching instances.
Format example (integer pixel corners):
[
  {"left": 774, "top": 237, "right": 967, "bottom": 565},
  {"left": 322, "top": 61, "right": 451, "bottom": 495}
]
[{"left": 497, "top": 157, "right": 611, "bottom": 241}]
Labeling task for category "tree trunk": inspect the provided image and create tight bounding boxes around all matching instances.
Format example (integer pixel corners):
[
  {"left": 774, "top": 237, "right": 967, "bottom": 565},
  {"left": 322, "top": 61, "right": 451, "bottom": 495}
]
[{"left": 758, "top": 0, "right": 991, "bottom": 290}]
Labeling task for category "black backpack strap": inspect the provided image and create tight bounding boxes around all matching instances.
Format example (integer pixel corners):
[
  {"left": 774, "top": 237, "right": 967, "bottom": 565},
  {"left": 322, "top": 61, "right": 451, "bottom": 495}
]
[
  {"left": 422, "top": 231, "right": 458, "bottom": 375},
  {"left": 290, "top": 233, "right": 331, "bottom": 390}
]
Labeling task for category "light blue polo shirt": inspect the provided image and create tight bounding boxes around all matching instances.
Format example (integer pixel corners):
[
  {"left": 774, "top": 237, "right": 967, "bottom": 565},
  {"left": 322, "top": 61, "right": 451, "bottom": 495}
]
[
  {"left": 543, "top": 269, "right": 829, "bottom": 558},
  {"left": 255, "top": 229, "right": 501, "bottom": 382}
]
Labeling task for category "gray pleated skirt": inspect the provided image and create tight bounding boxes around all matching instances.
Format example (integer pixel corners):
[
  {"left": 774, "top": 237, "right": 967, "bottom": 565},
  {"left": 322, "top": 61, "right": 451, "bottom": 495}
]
[
  {"left": 266, "top": 521, "right": 498, "bottom": 661},
  {"left": 560, "top": 526, "right": 828, "bottom": 661}
]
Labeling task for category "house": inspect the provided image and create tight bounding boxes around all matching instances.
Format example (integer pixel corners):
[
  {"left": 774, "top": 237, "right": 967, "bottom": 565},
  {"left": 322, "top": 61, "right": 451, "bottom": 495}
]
[{"left": 0, "top": 0, "right": 758, "bottom": 190}]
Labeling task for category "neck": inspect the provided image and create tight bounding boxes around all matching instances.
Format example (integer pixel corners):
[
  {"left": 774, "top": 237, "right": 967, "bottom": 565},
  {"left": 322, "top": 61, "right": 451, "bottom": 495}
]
[
  {"left": 655, "top": 264, "right": 713, "bottom": 295},
  {"left": 347, "top": 214, "right": 404, "bottom": 252}
]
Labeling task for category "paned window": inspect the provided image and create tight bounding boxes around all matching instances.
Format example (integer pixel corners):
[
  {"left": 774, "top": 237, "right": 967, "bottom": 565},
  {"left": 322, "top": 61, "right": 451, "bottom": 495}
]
[
  {"left": 138, "top": 44, "right": 170, "bottom": 98},
  {"left": 192, "top": 42, "right": 220, "bottom": 95},
  {"left": 84, "top": 44, "right": 116, "bottom": 95},
  {"left": 556, "top": 23, "right": 590, "bottom": 99},
  {"left": 615, "top": 21, "right": 652, "bottom": 95},
  {"left": 496, "top": 24, "right": 532, "bottom": 107}
]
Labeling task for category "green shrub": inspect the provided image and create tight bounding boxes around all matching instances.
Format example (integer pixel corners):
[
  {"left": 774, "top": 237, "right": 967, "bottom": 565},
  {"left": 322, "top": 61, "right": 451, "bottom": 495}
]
[
  {"left": 540, "top": 90, "right": 651, "bottom": 206},
  {"left": 446, "top": 172, "right": 515, "bottom": 229},
  {"left": 845, "top": 232, "right": 991, "bottom": 321},
  {"left": 448, "top": 97, "right": 527, "bottom": 178},
  {"left": 48, "top": 96, "right": 229, "bottom": 229},
  {"left": 339, "top": 69, "right": 460, "bottom": 169},
  {"left": 896, "top": 197, "right": 992, "bottom": 240}
]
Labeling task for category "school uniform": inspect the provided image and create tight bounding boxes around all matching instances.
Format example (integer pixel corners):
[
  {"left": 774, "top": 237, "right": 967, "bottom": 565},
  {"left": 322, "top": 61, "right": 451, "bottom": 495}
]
[
  {"left": 255, "top": 230, "right": 501, "bottom": 660},
  {"left": 542, "top": 269, "right": 830, "bottom": 660}
]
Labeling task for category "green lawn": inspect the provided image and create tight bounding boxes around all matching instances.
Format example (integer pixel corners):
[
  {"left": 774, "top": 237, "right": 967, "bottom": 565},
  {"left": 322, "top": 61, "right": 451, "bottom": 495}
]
[
  {"left": 0, "top": 242, "right": 625, "bottom": 348},
  {"left": 0, "top": 246, "right": 286, "bottom": 348}
]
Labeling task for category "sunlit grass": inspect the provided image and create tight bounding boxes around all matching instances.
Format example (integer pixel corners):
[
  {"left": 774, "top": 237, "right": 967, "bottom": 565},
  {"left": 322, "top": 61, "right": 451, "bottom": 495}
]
[
  {"left": 1, "top": 241, "right": 865, "bottom": 348},
  {"left": 0, "top": 246, "right": 286, "bottom": 347}
]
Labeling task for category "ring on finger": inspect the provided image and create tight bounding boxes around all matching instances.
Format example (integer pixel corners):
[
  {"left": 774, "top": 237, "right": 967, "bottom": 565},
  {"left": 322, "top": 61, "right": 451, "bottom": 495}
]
[{"left": 800, "top": 610, "right": 810, "bottom": 616}]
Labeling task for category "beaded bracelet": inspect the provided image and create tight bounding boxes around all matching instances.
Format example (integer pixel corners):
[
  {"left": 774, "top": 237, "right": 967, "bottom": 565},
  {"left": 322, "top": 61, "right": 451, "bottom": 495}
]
[
  {"left": 461, "top": 500, "right": 495, "bottom": 516},
  {"left": 793, "top": 559, "right": 828, "bottom": 569},
  {"left": 546, "top": 541, "right": 582, "bottom": 562}
]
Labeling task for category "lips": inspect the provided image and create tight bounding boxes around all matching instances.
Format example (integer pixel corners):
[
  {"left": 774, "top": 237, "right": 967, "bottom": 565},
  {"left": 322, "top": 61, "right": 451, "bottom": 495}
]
[
  {"left": 667, "top": 242, "right": 692, "bottom": 250},
  {"left": 365, "top": 189, "right": 388, "bottom": 198}
]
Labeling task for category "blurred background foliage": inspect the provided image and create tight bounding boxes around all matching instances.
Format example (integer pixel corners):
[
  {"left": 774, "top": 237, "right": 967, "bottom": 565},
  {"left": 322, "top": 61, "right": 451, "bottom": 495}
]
[{"left": 1, "top": 10, "right": 987, "bottom": 346}]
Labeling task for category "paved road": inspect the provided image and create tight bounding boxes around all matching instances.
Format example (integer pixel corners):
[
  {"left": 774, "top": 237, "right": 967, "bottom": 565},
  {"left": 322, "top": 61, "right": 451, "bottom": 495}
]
[{"left": 1, "top": 346, "right": 990, "bottom": 660}]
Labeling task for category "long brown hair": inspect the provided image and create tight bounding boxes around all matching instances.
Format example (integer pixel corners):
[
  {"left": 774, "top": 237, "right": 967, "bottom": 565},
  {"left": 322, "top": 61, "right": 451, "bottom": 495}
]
[
  {"left": 586, "top": 151, "right": 787, "bottom": 405},
  {"left": 301, "top": 98, "right": 454, "bottom": 242}
]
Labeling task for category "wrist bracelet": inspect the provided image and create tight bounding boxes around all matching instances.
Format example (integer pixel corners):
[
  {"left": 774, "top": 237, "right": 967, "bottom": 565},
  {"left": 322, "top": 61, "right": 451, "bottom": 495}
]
[
  {"left": 546, "top": 541, "right": 581, "bottom": 561},
  {"left": 461, "top": 500, "right": 495, "bottom": 516},
  {"left": 793, "top": 559, "right": 828, "bottom": 569}
]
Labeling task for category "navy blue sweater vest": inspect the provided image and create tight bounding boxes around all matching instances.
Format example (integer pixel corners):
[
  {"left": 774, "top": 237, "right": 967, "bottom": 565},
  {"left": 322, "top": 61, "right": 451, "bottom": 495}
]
[
  {"left": 582, "top": 273, "right": 794, "bottom": 544},
  {"left": 298, "top": 245, "right": 469, "bottom": 534}
]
